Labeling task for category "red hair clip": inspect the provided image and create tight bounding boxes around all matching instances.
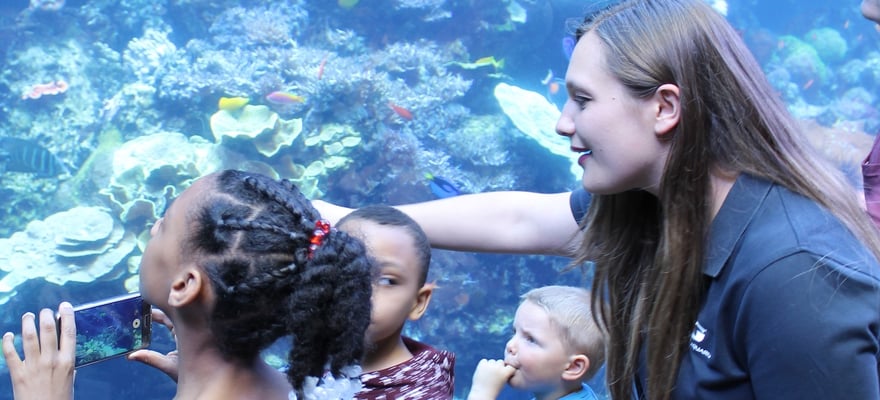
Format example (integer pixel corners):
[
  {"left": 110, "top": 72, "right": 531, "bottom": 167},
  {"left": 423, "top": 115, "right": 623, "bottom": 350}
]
[{"left": 307, "top": 219, "right": 331, "bottom": 259}]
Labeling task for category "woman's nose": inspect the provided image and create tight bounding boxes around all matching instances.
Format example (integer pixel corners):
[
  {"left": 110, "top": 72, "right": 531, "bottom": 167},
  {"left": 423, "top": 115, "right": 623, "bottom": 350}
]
[{"left": 556, "top": 101, "right": 576, "bottom": 138}]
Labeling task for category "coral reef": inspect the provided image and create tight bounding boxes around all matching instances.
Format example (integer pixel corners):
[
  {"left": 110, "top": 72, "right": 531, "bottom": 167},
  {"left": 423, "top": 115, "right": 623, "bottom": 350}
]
[
  {"left": 0, "top": 1, "right": 874, "bottom": 398},
  {"left": 210, "top": 104, "right": 304, "bottom": 157},
  {"left": 800, "top": 119, "right": 875, "bottom": 186},
  {"left": 123, "top": 27, "right": 177, "bottom": 83},
  {"left": 494, "top": 82, "right": 579, "bottom": 178},
  {"left": 0, "top": 207, "right": 136, "bottom": 304},
  {"left": 804, "top": 27, "right": 848, "bottom": 64},
  {"left": 98, "top": 131, "right": 220, "bottom": 225},
  {"left": 0, "top": 36, "right": 123, "bottom": 172},
  {"left": 773, "top": 35, "right": 831, "bottom": 86}
]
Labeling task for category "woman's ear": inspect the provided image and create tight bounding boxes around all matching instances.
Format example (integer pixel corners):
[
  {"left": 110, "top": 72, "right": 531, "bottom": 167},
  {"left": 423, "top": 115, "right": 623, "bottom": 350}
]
[
  {"left": 653, "top": 83, "right": 681, "bottom": 137},
  {"left": 168, "top": 265, "right": 206, "bottom": 307}
]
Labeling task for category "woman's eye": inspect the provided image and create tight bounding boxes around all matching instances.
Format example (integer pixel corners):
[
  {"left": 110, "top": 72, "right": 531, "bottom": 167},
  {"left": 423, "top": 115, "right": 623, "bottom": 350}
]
[{"left": 574, "top": 96, "right": 591, "bottom": 108}]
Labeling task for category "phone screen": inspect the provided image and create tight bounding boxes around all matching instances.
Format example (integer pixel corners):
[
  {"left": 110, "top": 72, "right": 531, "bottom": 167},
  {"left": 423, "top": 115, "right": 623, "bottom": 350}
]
[{"left": 63, "top": 293, "right": 152, "bottom": 368}]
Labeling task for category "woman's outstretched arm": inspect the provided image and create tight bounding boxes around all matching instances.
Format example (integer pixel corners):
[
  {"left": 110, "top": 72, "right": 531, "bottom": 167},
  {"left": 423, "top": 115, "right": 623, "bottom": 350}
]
[{"left": 315, "top": 191, "right": 580, "bottom": 256}]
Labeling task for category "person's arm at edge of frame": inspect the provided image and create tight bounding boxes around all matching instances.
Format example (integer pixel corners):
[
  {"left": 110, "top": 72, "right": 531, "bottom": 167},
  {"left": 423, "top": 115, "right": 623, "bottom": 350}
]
[
  {"left": 2, "top": 302, "right": 76, "bottom": 400},
  {"left": 315, "top": 191, "right": 581, "bottom": 256}
]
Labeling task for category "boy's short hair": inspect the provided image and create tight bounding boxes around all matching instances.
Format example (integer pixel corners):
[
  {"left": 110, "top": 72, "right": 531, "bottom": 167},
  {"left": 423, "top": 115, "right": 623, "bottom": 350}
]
[
  {"left": 338, "top": 205, "right": 431, "bottom": 285},
  {"left": 522, "top": 285, "right": 606, "bottom": 380}
]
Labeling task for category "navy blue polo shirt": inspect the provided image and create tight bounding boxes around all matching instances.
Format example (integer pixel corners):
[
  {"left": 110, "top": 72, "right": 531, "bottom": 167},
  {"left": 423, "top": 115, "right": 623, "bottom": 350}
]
[{"left": 571, "top": 174, "right": 880, "bottom": 399}]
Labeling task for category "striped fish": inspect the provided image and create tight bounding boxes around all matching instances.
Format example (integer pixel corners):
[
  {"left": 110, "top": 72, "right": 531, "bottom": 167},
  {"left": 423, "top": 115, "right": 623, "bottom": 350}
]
[{"left": 0, "top": 137, "right": 69, "bottom": 177}]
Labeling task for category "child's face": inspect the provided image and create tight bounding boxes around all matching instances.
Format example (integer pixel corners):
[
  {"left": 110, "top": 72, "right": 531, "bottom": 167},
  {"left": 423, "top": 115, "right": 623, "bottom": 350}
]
[
  {"left": 504, "top": 300, "right": 574, "bottom": 394},
  {"left": 140, "top": 175, "right": 208, "bottom": 309},
  {"left": 339, "top": 219, "right": 428, "bottom": 348}
]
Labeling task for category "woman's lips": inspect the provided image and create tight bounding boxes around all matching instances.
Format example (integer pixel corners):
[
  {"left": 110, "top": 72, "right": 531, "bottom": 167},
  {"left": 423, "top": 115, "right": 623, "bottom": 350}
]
[{"left": 578, "top": 149, "right": 592, "bottom": 166}]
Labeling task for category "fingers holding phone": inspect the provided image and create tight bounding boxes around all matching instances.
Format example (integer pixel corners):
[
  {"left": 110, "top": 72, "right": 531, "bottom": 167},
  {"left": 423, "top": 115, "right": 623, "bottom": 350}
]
[
  {"left": 2, "top": 302, "right": 76, "bottom": 400},
  {"left": 63, "top": 293, "right": 151, "bottom": 368},
  {"left": 128, "top": 307, "right": 180, "bottom": 382},
  {"left": 149, "top": 307, "right": 175, "bottom": 337}
]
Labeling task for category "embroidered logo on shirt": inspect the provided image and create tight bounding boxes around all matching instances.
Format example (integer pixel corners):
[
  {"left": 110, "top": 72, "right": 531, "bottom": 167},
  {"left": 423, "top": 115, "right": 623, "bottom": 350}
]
[
  {"left": 690, "top": 321, "right": 706, "bottom": 343},
  {"left": 689, "top": 321, "right": 712, "bottom": 359}
]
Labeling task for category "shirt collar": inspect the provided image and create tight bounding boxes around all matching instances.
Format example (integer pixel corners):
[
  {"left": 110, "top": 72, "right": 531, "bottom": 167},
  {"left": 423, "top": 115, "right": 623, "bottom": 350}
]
[{"left": 704, "top": 173, "right": 773, "bottom": 277}]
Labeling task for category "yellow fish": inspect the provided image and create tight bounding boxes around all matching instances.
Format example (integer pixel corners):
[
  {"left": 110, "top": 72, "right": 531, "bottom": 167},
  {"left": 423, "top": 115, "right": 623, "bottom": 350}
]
[
  {"left": 218, "top": 97, "right": 249, "bottom": 111},
  {"left": 474, "top": 56, "right": 505, "bottom": 70},
  {"left": 448, "top": 56, "right": 506, "bottom": 71},
  {"left": 338, "top": 0, "right": 359, "bottom": 9}
]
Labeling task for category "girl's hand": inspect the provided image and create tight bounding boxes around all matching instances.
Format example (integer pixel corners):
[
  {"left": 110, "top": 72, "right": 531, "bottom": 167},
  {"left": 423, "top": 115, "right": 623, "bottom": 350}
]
[
  {"left": 2, "top": 302, "right": 76, "bottom": 400},
  {"left": 128, "top": 308, "right": 179, "bottom": 382}
]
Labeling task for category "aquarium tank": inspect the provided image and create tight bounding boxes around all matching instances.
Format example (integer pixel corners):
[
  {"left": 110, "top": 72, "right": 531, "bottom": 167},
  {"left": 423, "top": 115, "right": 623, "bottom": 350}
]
[{"left": 0, "top": 0, "right": 874, "bottom": 399}]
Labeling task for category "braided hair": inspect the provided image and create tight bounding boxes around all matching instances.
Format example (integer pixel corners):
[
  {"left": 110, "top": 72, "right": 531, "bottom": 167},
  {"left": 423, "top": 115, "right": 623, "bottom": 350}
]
[{"left": 181, "top": 169, "right": 373, "bottom": 393}]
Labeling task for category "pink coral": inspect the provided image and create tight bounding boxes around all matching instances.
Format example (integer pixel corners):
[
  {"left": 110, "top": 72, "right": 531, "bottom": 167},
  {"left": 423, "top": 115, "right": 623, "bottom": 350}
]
[{"left": 21, "top": 80, "right": 69, "bottom": 100}]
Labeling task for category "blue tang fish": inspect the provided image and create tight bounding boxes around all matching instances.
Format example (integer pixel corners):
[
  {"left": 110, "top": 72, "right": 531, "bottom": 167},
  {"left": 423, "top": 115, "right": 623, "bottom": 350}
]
[
  {"left": 425, "top": 173, "right": 462, "bottom": 199},
  {"left": 0, "top": 136, "right": 69, "bottom": 177}
]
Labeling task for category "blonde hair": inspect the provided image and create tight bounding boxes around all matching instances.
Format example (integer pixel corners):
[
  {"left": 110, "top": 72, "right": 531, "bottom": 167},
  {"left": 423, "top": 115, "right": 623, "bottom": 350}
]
[{"left": 522, "top": 285, "right": 606, "bottom": 380}]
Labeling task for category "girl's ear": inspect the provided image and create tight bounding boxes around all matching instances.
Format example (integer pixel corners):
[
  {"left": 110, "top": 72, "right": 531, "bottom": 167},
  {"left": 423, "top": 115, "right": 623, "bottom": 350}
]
[
  {"left": 561, "top": 354, "right": 590, "bottom": 382},
  {"left": 168, "top": 265, "right": 206, "bottom": 307},
  {"left": 653, "top": 83, "right": 681, "bottom": 137}
]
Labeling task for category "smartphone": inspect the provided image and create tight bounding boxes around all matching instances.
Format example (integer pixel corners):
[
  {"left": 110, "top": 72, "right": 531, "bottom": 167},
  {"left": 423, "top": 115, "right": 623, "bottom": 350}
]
[{"left": 58, "top": 293, "right": 152, "bottom": 368}]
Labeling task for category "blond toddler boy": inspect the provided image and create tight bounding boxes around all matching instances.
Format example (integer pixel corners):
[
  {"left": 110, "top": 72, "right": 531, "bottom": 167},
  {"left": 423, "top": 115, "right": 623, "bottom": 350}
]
[{"left": 467, "top": 285, "right": 605, "bottom": 400}]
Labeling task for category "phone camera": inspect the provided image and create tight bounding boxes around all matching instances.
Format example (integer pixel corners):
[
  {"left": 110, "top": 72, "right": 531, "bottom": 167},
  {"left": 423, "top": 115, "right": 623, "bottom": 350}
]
[{"left": 132, "top": 319, "right": 141, "bottom": 329}]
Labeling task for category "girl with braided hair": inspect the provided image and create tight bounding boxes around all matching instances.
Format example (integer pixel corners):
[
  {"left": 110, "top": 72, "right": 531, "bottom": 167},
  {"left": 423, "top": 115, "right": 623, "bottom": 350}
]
[{"left": 2, "top": 169, "right": 374, "bottom": 400}]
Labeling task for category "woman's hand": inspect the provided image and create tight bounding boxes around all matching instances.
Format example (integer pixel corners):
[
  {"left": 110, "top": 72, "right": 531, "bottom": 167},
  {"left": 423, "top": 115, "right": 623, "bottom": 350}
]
[
  {"left": 2, "top": 302, "right": 76, "bottom": 400},
  {"left": 311, "top": 200, "right": 354, "bottom": 225},
  {"left": 128, "top": 308, "right": 180, "bottom": 382}
]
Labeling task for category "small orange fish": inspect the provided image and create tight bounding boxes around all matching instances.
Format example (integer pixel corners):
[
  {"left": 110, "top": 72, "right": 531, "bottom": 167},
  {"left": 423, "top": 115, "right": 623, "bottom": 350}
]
[
  {"left": 454, "top": 292, "right": 470, "bottom": 307},
  {"left": 266, "top": 91, "right": 305, "bottom": 104},
  {"left": 317, "top": 54, "right": 329, "bottom": 80},
  {"left": 541, "top": 69, "right": 562, "bottom": 95},
  {"left": 387, "top": 102, "right": 413, "bottom": 121},
  {"left": 802, "top": 79, "right": 814, "bottom": 90}
]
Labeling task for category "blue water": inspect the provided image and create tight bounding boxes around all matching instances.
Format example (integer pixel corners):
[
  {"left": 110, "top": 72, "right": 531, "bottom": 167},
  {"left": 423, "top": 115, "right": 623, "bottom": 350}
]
[{"left": 0, "top": 0, "right": 874, "bottom": 399}]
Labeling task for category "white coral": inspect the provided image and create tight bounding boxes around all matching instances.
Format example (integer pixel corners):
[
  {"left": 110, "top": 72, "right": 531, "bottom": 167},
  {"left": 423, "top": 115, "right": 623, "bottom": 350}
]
[{"left": 0, "top": 207, "right": 136, "bottom": 303}]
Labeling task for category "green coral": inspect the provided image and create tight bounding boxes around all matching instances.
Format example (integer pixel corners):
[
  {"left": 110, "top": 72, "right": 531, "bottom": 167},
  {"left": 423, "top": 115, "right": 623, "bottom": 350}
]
[
  {"left": 99, "top": 132, "right": 217, "bottom": 226},
  {"left": 803, "top": 27, "right": 847, "bottom": 64},
  {"left": 209, "top": 105, "right": 303, "bottom": 157},
  {"left": 281, "top": 123, "right": 361, "bottom": 198},
  {"left": 62, "top": 127, "right": 124, "bottom": 202},
  {"left": 773, "top": 35, "right": 831, "bottom": 84}
]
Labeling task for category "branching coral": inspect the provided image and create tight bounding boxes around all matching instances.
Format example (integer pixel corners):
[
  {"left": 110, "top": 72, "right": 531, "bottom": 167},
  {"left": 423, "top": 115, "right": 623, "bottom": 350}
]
[{"left": 210, "top": 5, "right": 308, "bottom": 48}]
